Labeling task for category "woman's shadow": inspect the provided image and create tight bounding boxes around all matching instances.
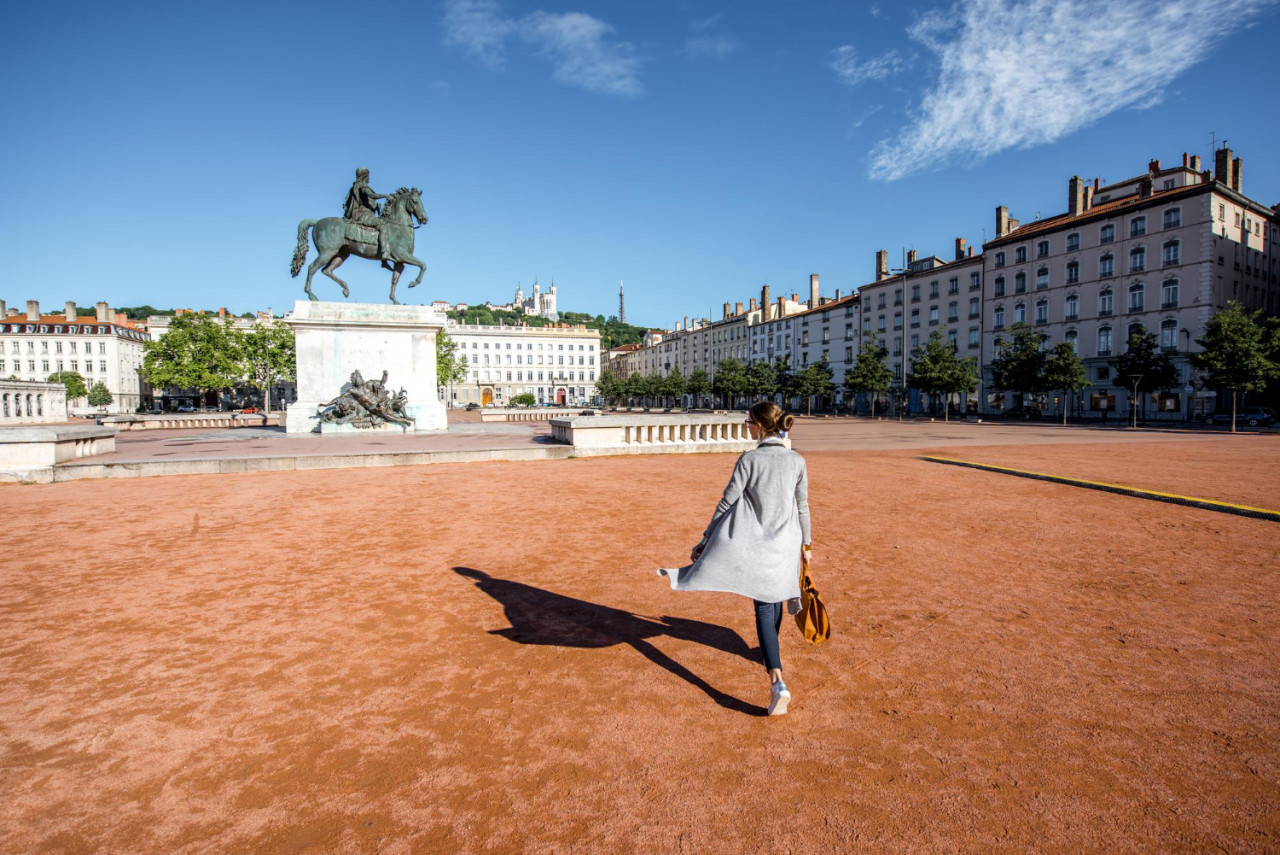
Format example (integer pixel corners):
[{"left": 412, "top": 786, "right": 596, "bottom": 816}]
[{"left": 453, "top": 567, "right": 765, "bottom": 715}]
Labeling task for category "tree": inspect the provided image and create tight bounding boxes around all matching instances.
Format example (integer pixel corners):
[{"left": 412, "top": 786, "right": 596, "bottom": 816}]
[
  {"left": 142, "top": 313, "right": 242, "bottom": 407},
  {"left": 908, "top": 332, "right": 957, "bottom": 418},
  {"left": 989, "top": 322, "right": 1048, "bottom": 409},
  {"left": 623, "top": 372, "right": 646, "bottom": 405},
  {"left": 1191, "top": 302, "right": 1280, "bottom": 433},
  {"left": 686, "top": 367, "right": 711, "bottom": 408},
  {"left": 87, "top": 382, "right": 113, "bottom": 409},
  {"left": 946, "top": 357, "right": 981, "bottom": 421},
  {"left": 660, "top": 368, "right": 686, "bottom": 408},
  {"left": 712, "top": 358, "right": 746, "bottom": 409},
  {"left": 511, "top": 392, "right": 536, "bottom": 406},
  {"left": 47, "top": 370, "right": 87, "bottom": 401},
  {"left": 793, "top": 358, "right": 836, "bottom": 415},
  {"left": 239, "top": 321, "right": 295, "bottom": 413},
  {"left": 1111, "top": 329, "right": 1178, "bottom": 428},
  {"left": 772, "top": 355, "right": 794, "bottom": 404},
  {"left": 595, "top": 369, "right": 622, "bottom": 405},
  {"left": 745, "top": 359, "right": 776, "bottom": 403},
  {"left": 843, "top": 337, "right": 892, "bottom": 418},
  {"left": 436, "top": 329, "right": 469, "bottom": 391}
]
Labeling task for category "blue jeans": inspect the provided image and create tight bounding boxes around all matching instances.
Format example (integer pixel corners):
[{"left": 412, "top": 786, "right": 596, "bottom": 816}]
[{"left": 753, "top": 600, "right": 783, "bottom": 673}]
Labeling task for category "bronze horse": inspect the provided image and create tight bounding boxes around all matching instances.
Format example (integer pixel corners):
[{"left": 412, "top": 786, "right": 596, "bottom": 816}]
[{"left": 290, "top": 187, "right": 429, "bottom": 304}]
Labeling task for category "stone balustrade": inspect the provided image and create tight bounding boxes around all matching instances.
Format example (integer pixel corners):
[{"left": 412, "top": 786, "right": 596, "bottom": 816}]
[
  {"left": 548, "top": 413, "right": 756, "bottom": 456},
  {"left": 0, "top": 380, "right": 68, "bottom": 424},
  {"left": 479, "top": 407, "right": 598, "bottom": 423},
  {"left": 0, "top": 425, "right": 116, "bottom": 483},
  {"left": 100, "top": 413, "right": 283, "bottom": 430}
]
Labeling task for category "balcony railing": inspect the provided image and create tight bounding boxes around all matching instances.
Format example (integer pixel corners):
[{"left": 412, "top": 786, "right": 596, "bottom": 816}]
[{"left": 1161, "top": 300, "right": 1179, "bottom": 309}]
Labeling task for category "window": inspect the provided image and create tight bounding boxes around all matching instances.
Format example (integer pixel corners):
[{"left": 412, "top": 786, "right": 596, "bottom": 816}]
[
  {"left": 948, "top": 278, "right": 959, "bottom": 294},
  {"left": 1066, "top": 261, "right": 1079, "bottom": 284},
  {"left": 970, "top": 272, "right": 981, "bottom": 290},
  {"left": 893, "top": 312, "right": 902, "bottom": 330},
  {"left": 1037, "top": 241, "right": 1049, "bottom": 258},
  {"left": 1036, "top": 267, "right": 1049, "bottom": 289},
  {"left": 911, "top": 284, "right": 920, "bottom": 301},
  {"left": 844, "top": 346, "right": 853, "bottom": 363},
  {"left": 1128, "top": 283, "right": 1145, "bottom": 312},
  {"left": 1127, "top": 323, "right": 1144, "bottom": 341},
  {"left": 863, "top": 318, "right": 871, "bottom": 333},
  {"left": 995, "top": 251, "right": 1006, "bottom": 268},
  {"left": 877, "top": 316, "right": 886, "bottom": 331},
  {"left": 910, "top": 334, "right": 919, "bottom": 350},
  {"left": 947, "top": 329, "right": 958, "bottom": 348},
  {"left": 1099, "top": 255, "right": 1114, "bottom": 278},
  {"left": 1067, "top": 233, "right": 1080, "bottom": 251},
  {"left": 1129, "top": 246, "right": 1145, "bottom": 272},
  {"left": 894, "top": 290, "right": 902, "bottom": 306},
  {"left": 994, "top": 276, "right": 1005, "bottom": 297},
  {"left": 929, "top": 307, "right": 939, "bottom": 324},
  {"left": 892, "top": 337, "right": 902, "bottom": 356},
  {"left": 878, "top": 294, "right": 886, "bottom": 309},
  {"left": 1100, "top": 224, "right": 1115, "bottom": 244},
  {"left": 1163, "top": 240, "right": 1180, "bottom": 266},
  {"left": 1161, "top": 320, "right": 1178, "bottom": 351},
  {"left": 1035, "top": 300, "right": 1048, "bottom": 324},
  {"left": 1099, "top": 289, "right": 1113, "bottom": 315},
  {"left": 844, "top": 323, "right": 853, "bottom": 340},
  {"left": 1164, "top": 208, "right": 1181, "bottom": 229},
  {"left": 1219, "top": 203, "right": 1225, "bottom": 220},
  {"left": 968, "top": 327, "right": 979, "bottom": 348},
  {"left": 1098, "top": 326, "right": 1112, "bottom": 356},
  {"left": 929, "top": 281, "right": 939, "bottom": 299},
  {"left": 1065, "top": 294, "right": 1079, "bottom": 321},
  {"left": 1015, "top": 272, "right": 1026, "bottom": 293},
  {"left": 994, "top": 306, "right": 1005, "bottom": 328},
  {"left": 1130, "top": 216, "right": 1146, "bottom": 237},
  {"left": 948, "top": 302, "right": 958, "bottom": 321},
  {"left": 41, "top": 359, "right": 49, "bottom": 372},
  {"left": 1065, "top": 329, "right": 1077, "bottom": 352},
  {"left": 1014, "top": 303, "right": 1026, "bottom": 324},
  {"left": 1015, "top": 247, "right": 1027, "bottom": 264},
  {"left": 910, "top": 309, "right": 920, "bottom": 327},
  {"left": 969, "top": 297, "right": 979, "bottom": 318},
  {"left": 1161, "top": 278, "right": 1179, "bottom": 308}
]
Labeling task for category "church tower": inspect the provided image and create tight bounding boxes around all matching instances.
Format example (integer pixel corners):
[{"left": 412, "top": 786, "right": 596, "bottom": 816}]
[{"left": 618, "top": 281, "right": 626, "bottom": 324}]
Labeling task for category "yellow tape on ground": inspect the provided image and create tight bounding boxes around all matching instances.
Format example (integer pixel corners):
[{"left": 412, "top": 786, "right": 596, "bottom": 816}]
[{"left": 921, "top": 456, "right": 1280, "bottom": 521}]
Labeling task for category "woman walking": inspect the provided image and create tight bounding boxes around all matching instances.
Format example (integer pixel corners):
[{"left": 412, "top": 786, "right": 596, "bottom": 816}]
[{"left": 659, "top": 402, "right": 811, "bottom": 715}]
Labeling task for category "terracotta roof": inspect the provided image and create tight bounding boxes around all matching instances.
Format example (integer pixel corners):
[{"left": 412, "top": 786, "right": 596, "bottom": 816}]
[{"left": 0, "top": 313, "right": 145, "bottom": 332}]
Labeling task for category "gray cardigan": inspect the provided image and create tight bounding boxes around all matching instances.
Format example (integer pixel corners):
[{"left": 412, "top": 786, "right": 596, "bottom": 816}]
[{"left": 664, "top": 438, "right": 811, "bottom": 603}]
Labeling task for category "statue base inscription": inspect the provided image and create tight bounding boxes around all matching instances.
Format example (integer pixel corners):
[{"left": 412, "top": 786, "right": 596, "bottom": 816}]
[{"left": 284, "top": 300, "right": 447, "bottom": 435}]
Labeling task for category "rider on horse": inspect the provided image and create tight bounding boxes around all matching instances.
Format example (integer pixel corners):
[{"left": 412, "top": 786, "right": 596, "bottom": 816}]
[{"left": 344, "top": 167, "right": 393, "bottom": 264}]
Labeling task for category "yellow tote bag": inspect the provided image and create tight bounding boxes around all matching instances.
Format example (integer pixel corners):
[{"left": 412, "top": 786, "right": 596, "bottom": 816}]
[{"left": 795, "top": 551, "right": 830, "bottom": 644}]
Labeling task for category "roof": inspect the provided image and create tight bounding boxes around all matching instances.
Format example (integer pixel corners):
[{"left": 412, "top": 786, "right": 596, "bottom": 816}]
[{"left": 0, "top": 313, "right": 145, "bottom": 332}]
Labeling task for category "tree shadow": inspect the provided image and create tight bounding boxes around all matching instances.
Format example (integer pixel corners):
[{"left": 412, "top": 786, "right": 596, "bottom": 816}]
[{"left": 453, "top": 567, "right": 765, "bottom": 716}]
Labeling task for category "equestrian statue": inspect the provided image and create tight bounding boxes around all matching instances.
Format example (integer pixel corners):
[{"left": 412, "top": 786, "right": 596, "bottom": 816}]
[{"left": 290, "top": 168, "right": 430, "bottom": 304}]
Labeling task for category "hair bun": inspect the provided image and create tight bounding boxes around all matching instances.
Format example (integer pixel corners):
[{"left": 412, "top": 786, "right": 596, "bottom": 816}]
[{"left": 780, "top": 413, "right": 796, "bottom": 433}]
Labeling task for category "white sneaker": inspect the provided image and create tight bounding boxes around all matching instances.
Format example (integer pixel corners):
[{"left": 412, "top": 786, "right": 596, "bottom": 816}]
[{"left": 768, "top": 681, "right": 791, "bottom": 716}]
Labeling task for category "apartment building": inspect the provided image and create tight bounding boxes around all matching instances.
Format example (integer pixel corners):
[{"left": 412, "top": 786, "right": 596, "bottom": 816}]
[{"left": 446, "top": 321, "right": 601, "bottom": 406}]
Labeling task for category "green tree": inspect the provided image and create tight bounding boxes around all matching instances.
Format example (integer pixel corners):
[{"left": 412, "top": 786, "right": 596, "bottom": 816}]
[
  {"left": 844, "top": 337, "right": 892, "bottom": 418},
  {"left": 1043, "top": 342, "right": 1089, "bottom": 425},
  {"left": 142, "top": 313, "right": 242, "bottom": 408},
  {"left": 595, "top": 369, "right": 622, "bottom": 405},
  {"left": 989, "top": 322, "right": 1048, "bottom": 409},
  {"left": 686, "top": 367, "right": 711, "bottom": 408},
  {"left": 622, "top": 372, "right": 646, "bottom": 405},
  {"left": 909, "top": 332, "right": 957, "bottom": 418},
  {"left": 745, "top": 359, "right": 776, "bottom": 403},
  {"left": 87, "top": 381, "right": 113, "bottom": 409},
  {"left": 772, "top": 355, "right": 794, "bottom": 404},
  {"left": 1190, "top": 302, "right": 1280, "bottom": 433},
  {"left": 239, "top": 321, "right": 295, "bottom": 413},
  {"left": 47, "top": 370, "right": 88, "bottom": 401},
  {"left": 1111, "top": 329, "right": 1178, "bottom": 428},
  {"left": 712, "top": 358, "right": 746, "bottom": 409},
  {"left": 793, "top": 358, "right": 836, "bottom": 415},
  {"left": 511, "top": 392, "right": 536, "bottom": 406},
  {"left": 660, "top": 368, "right": 686, "bottom": 408},
  {"left": 436, "top": 329, "right": 469, "bottom": 389},
  {"left": 946, "top": 357, "right": 982, "bottom": 421}
]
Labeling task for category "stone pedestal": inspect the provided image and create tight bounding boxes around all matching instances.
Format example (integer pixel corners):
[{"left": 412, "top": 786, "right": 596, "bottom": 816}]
[{"left": 285, "top": 300, "right": 447, "bottom": 434}]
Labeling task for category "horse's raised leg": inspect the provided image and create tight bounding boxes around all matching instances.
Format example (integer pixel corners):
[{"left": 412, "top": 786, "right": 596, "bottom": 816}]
[
  {"left": 397, "top": 252, "right": 427, "bottom": 289},
  {"left": 305, "top": 251, "right": 336, "bottom": 301},
  {"left": 389, "top": 263, "right": 404, "bottom": 305},
  {"left": 323, "top": 254, "right": 350, "bottom": 298}
]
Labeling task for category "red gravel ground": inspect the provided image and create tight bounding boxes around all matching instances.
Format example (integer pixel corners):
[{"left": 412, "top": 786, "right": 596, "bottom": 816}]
[{"left": 2, "top": 433, "right": 1278, "bottom": 853}]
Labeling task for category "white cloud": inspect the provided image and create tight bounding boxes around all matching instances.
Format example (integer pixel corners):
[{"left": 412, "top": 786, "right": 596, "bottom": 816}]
[
  {"left": 442, "top": 0, "right": 514, "bottom": 70},
  {"left": 442, "top": 0, "right": 642, "bottom": 96},
  {"left": 829, "top": 45, "right": 905, "bottom": 87},
  {"left": 868, "top": 0, "right": 1279, "bottom": 181},
  {"left": 869, "top": 5, "right": 883, "bottom": 17},
  {"left": 682, "top": 34, "right": 740, "bottom": 60},
  {"left": 689, "top": 14, "right": 723, "bottom": 32}
]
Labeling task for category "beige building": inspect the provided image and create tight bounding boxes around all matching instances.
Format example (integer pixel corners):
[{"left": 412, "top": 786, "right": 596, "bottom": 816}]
[
  {"left": 0, "top": 300, "right": 150, "bottom": 414},
  {"left": 446, "top": 321, "right": 600, "bottom": 406},
  {"left": 981, "top": 149, "right": 1277, "bottom": 420}
]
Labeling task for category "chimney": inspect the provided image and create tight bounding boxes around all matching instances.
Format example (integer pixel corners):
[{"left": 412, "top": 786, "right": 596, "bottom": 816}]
[
  {"left": 65, "top": 301, "right": 76, "bottom": 322},
  {"left": 0, "top": 300, "right": 5, "bottom": 317},
  {"left": 735, "top": 301, "right": 743, "bottom": 316},
  {"left": 996, "top": 205, "right": 1009, "bottom": 237},
  {"left": 1084, "top": 185, "right": 1095, "bottom": 210},
  {"left": 968, "top": 246, "right": 974, "bottom": 257},
  {"left": 683, "top": 315, "right": 690, "bottom": 331},
  {"left": 27, "top": 300, "right": 40, "bottom": 321},
  {"left": 791, "top": 293, "right": 798, "bottom": 303},
  {"left": 95, "top": 301, "right": 109, "bottom": 322},
  {"left": 907, "top": 249, "right": 918, "bottom": 265},
  {"left": 1182, "top": 152, "right": 1190, "bottom": 168},
  {"left": 1140, "top": 178, "right": 1153, "bottom": 198},
  {"left": 1148, "top": 158, "right": 1161, "bottom": 173},
  {"left": 777, "top": 296, "right": 786, "bottom": 318},
  {"left": 955, "top": 237, "right": 966, "bottom": 260},
  {"left": 115, "top": 312, "right": 127, "bottom": 325},
  {"left": 761, "top": 284, "right": 771, "bottom": 320},
  {"left": 875, "top": 249, "right": 889, "bottom": 281},
  {"left": 834, "top": 289, "right": 842, "bottom": 300},
  {"left": 1215, "top": 147, "right": 1233, "bottom": 184},
  {"left": 218, "top": 307, "right": 226, "bottom": 319},
  {"left": 1068, "top": 175, "right": 1085, "bottom": 216},
  {"left": 749, "top": 298, "right": 757, "bottom": 312},
  {"left": 1191, "top": 155, "right": 1202, "bottom": 172},
  {"left": 723, "top": 302, "right": 731, "bottom": 319},
  {"left": 1232, "top": 156, "right": 1243, "bottom": 191},
  {"left": 809, "top": 274, "right": 820, "bottom": 308}
]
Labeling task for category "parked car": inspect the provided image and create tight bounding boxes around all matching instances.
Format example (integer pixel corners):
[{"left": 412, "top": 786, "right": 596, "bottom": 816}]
[
  {"left": 1204, "top": 407, "right": 1275, "bottom": 427},
  {"left": 1001, "top": 406, "right": 1042, "bottom": 420},
  {"left": 465, "top": 402, "right": 480, "bottom": 410},
  {"left": 176, "top": 405, "right": 196, "bottom": 413}
]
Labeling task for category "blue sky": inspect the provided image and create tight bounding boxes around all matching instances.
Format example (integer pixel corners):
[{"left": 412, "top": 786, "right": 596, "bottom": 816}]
[{"left": 4, "top": 0, "right": 1278, "bottom": 327}]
